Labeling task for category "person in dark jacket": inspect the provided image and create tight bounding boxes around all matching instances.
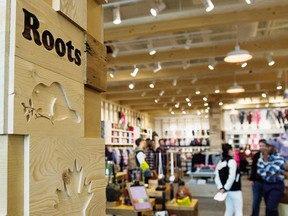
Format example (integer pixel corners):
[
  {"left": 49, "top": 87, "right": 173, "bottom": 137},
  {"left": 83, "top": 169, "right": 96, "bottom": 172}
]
[
  {"left": 249, "top": 139, "right": 267, "bottom": 216},
  {"left": 215, "top": 143, "right": 243, "bottom": 216}
]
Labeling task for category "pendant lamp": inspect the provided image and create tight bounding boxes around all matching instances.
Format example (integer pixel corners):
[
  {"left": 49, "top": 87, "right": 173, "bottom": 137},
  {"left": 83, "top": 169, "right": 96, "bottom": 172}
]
[
  {"left": 226, "top": 82, "right": 245, "bottom": 94},
  {"left": 224, "top": 45, "right": 252, "bottom": 63}
]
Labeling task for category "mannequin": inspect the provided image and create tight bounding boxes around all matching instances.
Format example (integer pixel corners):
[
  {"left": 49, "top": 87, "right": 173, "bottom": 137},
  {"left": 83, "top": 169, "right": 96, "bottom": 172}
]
[
  {"left": 277, "top": 123, "right": 288, "bottom": 162},
  {"left": 239, "top": 111, "right": 245, "bottom": 128}
]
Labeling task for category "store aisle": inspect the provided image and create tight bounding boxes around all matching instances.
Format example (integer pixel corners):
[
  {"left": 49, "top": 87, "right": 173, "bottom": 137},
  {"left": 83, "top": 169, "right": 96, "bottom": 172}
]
[{"left": 197, "top": 175, "right": 265, "bottom": 216}]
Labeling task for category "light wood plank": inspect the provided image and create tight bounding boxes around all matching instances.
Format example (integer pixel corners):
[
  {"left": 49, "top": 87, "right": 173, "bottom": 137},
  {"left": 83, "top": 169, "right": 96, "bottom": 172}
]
[
  {"left": 0, "top": 136, "right": 8, "bottom": 215},
  {"left": 7, "top": 135, "right": 25, "bottom": 216},
  {"left": 15, "top": 0, "right": 85, "bottom": 84},
  {"left": 104, "top": 3, "right": 288, "bottom": 41},
  {"left": 52, "top": 0, "right": 87, "bottom": 30},
  {"left": 85, "top": 33, "right": 107, "bottom": 92},
  {"left": 94, "top": 0, "right": 107, "bottom": 4},
  {"left": 87, "top": 0, "right": 103, "bottom": 42},
  {"left": 11, "top": 56, "right": 84, "bottom": 136},
  {"left": 29, "top": 136, "right": 105, "bottom": 216}
]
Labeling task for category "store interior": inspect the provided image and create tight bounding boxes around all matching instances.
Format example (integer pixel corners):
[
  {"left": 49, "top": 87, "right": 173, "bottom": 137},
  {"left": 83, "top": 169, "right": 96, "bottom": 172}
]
[{"left": 101, "top": 0, "right": 288, "bottom": 215}]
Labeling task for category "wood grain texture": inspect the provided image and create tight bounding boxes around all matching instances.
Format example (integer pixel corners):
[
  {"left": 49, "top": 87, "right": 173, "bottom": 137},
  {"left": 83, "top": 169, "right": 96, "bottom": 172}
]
[
  {"left": 15, "top": 0, "right": 85, "bottom": 84},
  {"left": 87, "top": 0, "right": 103, "bottom": 42},
  {"left": 0, "top": 136, "right": 8, "bottom": 215},
  {"left": 94, "top": 0, "right": 107, "bottom": 4},
  {"left": 11, "top": 56, "right": 84, "bottom": 136},
  {"left": 52, "top": 0, "right": 87, "bottom": 30},
  {"left": 84, "top": 88, "right": 101, "bottom": 138},
  {"left": 85, "top": 33, "right": 107, "bottom": 92},
  {"left": 29, "top": 136, "right": 105, "bottom": 216},
  {"left": 7, "top": 135, "right": 25, "bottom": 216}
]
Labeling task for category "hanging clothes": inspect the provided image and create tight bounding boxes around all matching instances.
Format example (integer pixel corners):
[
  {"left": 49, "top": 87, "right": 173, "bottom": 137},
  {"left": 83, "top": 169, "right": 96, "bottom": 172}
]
[
  {"left": 239, "top": 111, "right": 245, "bottom": 125},
  {"left": 276, "top": 110, "right": 285, "bottom": 125},
  {"left": 229, "top": 109, "right": 239, "bottom": 127},
  {"left": 253, "top": 110, "right": 261, "bottom": 128},
  {"left": 246, "top": 111, "right": 253, "bottom": 125},
  {"left": 266, "top": 109, "right": 276, "bottom": 125}
]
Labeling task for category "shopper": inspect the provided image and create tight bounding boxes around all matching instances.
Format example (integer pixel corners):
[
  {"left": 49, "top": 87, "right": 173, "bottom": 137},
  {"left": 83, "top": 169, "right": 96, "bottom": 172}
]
[
  {"left": 249, "top": 139, "right": 266, "bottom": 216},
  {"left": 215, "top": 143, "right": 243, "bottom": 216},
  {"left": 257, "top": 139, "right": 285, "bottom": 216},
  {"left": 156, "top": 138, "right": 167, "bottom": 178},
  {"left": 144, "top": 138, "right": 156, "bottom": 170}
]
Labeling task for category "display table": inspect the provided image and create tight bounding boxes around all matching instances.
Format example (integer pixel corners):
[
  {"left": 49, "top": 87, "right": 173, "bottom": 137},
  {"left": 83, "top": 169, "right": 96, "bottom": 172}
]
[
  {"left": 106, "top": 198, "right": 155, "bottom": 216},
  {"left": 146, "top": 184, "right": 171, "bottom": 210},
  {"left": 189, "top": 169, "right": 216, "bottom": 180},
  {"left": 165, "top": 198, "right": 199, "bottom": 216}
]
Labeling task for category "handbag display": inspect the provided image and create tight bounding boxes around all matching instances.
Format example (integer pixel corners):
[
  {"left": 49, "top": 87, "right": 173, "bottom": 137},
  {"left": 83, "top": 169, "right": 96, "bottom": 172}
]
[{"left": 106, "top": 163, "right": 121, "bottom": 202}]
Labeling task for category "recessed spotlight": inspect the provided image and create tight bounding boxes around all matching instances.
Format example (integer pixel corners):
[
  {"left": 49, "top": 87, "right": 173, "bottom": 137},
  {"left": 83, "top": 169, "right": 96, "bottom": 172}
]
[
  {"left": 188, "top": 102, "right": 192, "bottom": 107},
  {"left": 149, "top": 81, "right": 155, "bottom": 88},
  {"left": 128, "top": 83, "right": 134, "bottom": 90},
  {"left": 219, "top": 101, "right": 223, "bottom": 106}
]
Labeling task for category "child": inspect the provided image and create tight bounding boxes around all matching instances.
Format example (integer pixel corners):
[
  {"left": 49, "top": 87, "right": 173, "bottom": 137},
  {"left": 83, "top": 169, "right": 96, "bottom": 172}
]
[{"left": 176, "top": 180, "right": 192, "bottom": 205}]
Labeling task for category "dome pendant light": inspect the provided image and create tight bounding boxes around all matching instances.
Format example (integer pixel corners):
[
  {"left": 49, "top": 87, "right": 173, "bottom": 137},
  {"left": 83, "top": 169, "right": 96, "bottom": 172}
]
[
  {"left": 224, "top": 45, "right": 252, "bottom": 63},
  {"left": 226, "top": 82, "right": 245, "bottom": 93}
]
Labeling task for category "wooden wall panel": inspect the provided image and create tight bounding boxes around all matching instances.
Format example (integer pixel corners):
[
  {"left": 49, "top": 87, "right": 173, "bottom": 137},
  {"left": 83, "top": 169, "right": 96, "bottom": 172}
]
[
  {"left": 15, "top": 0, "right": 85, "bottom": 84},
  {"left": 85, "top": 33, "right": 107, "bottom": 92},
  {"left": 7, "top": 135, "right": 25, "bottom": 216},
  {"left": 0, "top": 136, "right": 8, "bottom": 215},
  {"left": 29, "top": 136, "right": 105, "bottom": 216},
  {"left": 52, "top": 0, "right": 87, "bottom": 30},
  {"left": 11, "top": 56, "right": 84, "bottom": 136},
  {"left": 87, "top": 0, "right": 103, "bottom": 42}
]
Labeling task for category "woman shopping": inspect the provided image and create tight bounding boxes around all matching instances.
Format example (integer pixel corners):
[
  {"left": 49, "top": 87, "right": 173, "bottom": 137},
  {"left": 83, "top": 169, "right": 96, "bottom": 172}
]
[{"left": 215, "top": 143, "right": 243, "bottom": 216}]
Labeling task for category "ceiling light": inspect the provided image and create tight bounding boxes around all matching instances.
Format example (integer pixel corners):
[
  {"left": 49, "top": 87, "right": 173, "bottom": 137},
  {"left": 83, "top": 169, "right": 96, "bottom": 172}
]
[
  {"left": 128, "top": 82, "right": 135, "bottom": 90},
  {"left": 108, "top": 69, "right": 115, "bottom": 78},
  {"left": 141, "top": 91, "right": 146, "bottom": 97},
  {"left": 183, "top": 60, "right": 190, "bottom": 70},
  {"left": 261, "top": 92, "right": 267, "bottom": 98},
  {"left": 130, "top": 65, "right": 139, "bottom": 77},
  {"left": 219, "top": 101, "right": 223, "bottom": 106},
  {"left": 224, "top": 45, "right": 252, "bottom": 63},
  {"left": 197, "top": 110, "right": 201, "bottom": 116},
  {"left": 185, "top": 97, "right": 190, "bottom": 102},
  {"left": 256, "top": 104, "right": 260, "bottom": 108},
  {"left": 147, "top": 42, "right": 156, "bottom": 55},
  {"left": 195, "top": 89, "right": 200, "bottom": 95},
  {"left": 172, "top": 79, "right": 177, "bottom": 86},
  {"left": 266, "top": 54, "right": 275, "bottom": 66},
  {"left": 150, "top": 1, "right": 166, "bottom": 17},
  {"left": 202, "top": 0, "right": 214, "bottom": 12},
  {"left": 265, "top": 103, "right": 269, "bottom": 108},
  {"left": 191, "top": 77, "right": 198, "bottom": 84},
  {"left": 111, "top": 47, "right": 119, "bottom": 58},
  {"left": 203, "top": 96, "right": 208, "bottom": 101},
  {"left": 205, "top": 115, "right": 209, "bottom": 119},
  {"left": 204, "top": 103, "right": 209, "bottom": 106},
  {"left": 226, "top": 82, "right": 245, "bottom": 93},
  {"left": 171, "top": 111, "right": 175, "bottom": 115},
  {"left": 188, "top": 102, "right": 192, "bottom": 107},
  {"left": 159, "top": 90, "right": 165, "bottom": 96},
  {"left": 182, "top": 110, "right": 186, "bottom": 115},
  {"left": 169, "top": 108, "right": 173, "bottom": 112},
  {"left": 214, "top": 86, "right": 220, "bottom": 94},
  {"left": 245, "top": 0, "right": 252, "bottom": 4},
  {"left": 149, "top": 81, "right": 155, "bottom": 89},
  {"left": 208, "top": 61, "right": 217, "bottom": 70},
  {"left": 205, "top": 109, "right": 209, "bottom": 113},
  {"left": 277, "top": 82, "right": 282, "bottom": 90},
  {"left": 175, "top": 102, "right": 180, "bottom": 108},
  {"left": 184, "top": 38, "right": 192, "bottom": 50},
  {"left": 241, "top": 62, "right": 247, "bottom": 68},
  {"left": 113, "top": 6, "right": 121, "bottom": 25},
  {"left": 154, "top": 98, "right": 160, "bottom": 103},
  {"left": 153, "top": 62, "right": 162, "bottom": 73}
]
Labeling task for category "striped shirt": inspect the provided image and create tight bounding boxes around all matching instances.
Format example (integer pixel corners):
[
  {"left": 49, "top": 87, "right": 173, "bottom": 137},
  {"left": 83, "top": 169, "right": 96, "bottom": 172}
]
[{"left": 257, "top": 152, "right": 285, "bottom": 183}]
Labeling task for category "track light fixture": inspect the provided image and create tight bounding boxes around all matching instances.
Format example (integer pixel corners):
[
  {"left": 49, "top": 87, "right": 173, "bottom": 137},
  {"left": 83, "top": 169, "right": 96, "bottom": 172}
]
[
  {"left": 245, "top": 0, "right": 252, "bottom": 4},
  {"left": 149, "top": 81, "right": 155, "bottom": 89},
  {"left": 172, "top": 79, "right": 177, "bottom": 86},
  {"left": 185, "top": 97, "right": 191, "bottom": 102},
  {"left": 141, "top": 91, "right": 146, "bottom": 97},
  {"left": 113, "top": 6, "right": 121, "bottom": 25},
  {"left": 203, "top": 96, "right": 208, "bottom": 101},
  {"left": 187, "top": 102, "right": 192, "bottom": 107},
  {"left": 154, "top": 98, "right": 160, "bottom": 103},
  {"left": 176, "top": 89, "right": 182, "bottom": 94},
  {"left": 150, "top": 1, "right": 166, "bottom": 17},
  {"left": 208, "top": 61, "right": 217, "bottom": 70},
  {"left": 171, "top": 97, "right": 175, "bottom": 102},
  {"left": 159, "top": 90, "right": 165, "bottom": 96},
  {"left": 183, "top": 60, "right": 191, "bottom": 70},
  {"left": 195, "top": 88, "right": 200, "bottom": 95},
  {"left": 191, "top": 77, "right": 198, "bottom": 84},
  {"left": 147, "top": 42, "right": 156, "bottom": 55},
  {"left": 111, "top": 47, "right": 120, "bottom": 58},
  {"left": 241, "top": 62, "right": 247, "bottom": 68},
  {"left": 182, "top": 110, "right": 186, "bottom": 115},
  {"left": 261, "top": 92, "right": 267, "bottom": 98},
  {"left": 153, "top": 62, "right": 162, "bottom": 73},
  {"left": 128, "top": 82, "right": 135, "bottom": 90},
  {"left": 202, "top": 0, "right": 214, "bottom": 12},
  {"left": 266, "top": 54, "right": 275, "bottom": 66},
  {"left": 175, "top": 102, "right": 180, "bottom": 108},
  {"left": 219, "top": 101, "right": 223, "bottom": 106},
  {"left": 214, "top": 86, "right": 220, "bottom": 94},
  {"left": 108, "top": 68, "right": 116, "bottom": 78},
  {"left": 276, "top": 82, "right": 282, "bottom": 90},
  {"left": 184, "top": 38, "right": 192, "bottom": 50},
  {"left": 130, "top": 65, "right": 139, "bottom": 77}
]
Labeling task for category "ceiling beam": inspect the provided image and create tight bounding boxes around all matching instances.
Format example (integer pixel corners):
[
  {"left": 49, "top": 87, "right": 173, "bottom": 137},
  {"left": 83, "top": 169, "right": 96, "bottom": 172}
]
[
  {"left": 107, "top": 56, "right": 288, "bottom": 83},
  {"left": 104, "top": 3, "right": 288, "bottom": 41},
  {"left": 107, "top": 35, "right": 288, "bottom": 67}
]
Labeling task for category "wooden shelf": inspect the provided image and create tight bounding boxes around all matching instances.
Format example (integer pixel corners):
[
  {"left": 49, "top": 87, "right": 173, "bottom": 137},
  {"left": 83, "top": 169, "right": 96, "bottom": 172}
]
[
  {"left": 111, "top": 136, "right": 132, "bottom": 139},
  {"left": 112, "top": 128, "right": 134, "bottom": 133},
  {"left": 105, "top": 143, "right": 134, "bottom": 146}
]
